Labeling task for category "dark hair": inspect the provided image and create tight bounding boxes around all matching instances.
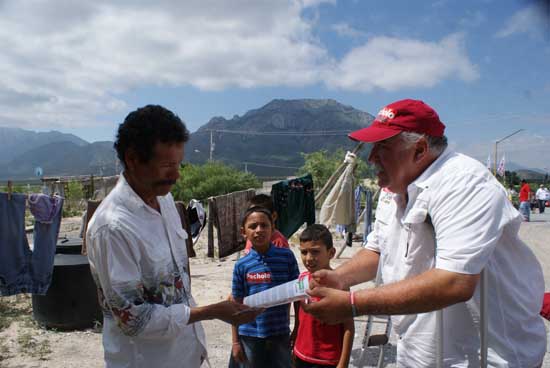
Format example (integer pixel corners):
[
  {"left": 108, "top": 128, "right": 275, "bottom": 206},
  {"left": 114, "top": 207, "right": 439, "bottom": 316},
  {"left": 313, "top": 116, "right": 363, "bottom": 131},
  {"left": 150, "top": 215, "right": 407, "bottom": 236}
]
[
  {"left": 299, "top": 224, "right": 333, "bottom": 249},
  {"left": 248, "top": 194, "right": 274, "bottom": 213},
  {"left": 241, "top": 206, "right": 273, "bottom": 228},
  {"left": 114, "top": 105, "right": 190, "bottom": 168}
]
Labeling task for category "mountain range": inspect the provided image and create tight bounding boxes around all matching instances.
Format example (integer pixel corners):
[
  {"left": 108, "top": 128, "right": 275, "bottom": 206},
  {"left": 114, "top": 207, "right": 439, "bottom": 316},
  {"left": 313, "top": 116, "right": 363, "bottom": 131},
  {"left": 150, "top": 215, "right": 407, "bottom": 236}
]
[
  {"left": 0, "top": 99, "right": 374, "bottom": 180},
  {"left": 0, "top": 99, "right": 546, "bottom": 181}
]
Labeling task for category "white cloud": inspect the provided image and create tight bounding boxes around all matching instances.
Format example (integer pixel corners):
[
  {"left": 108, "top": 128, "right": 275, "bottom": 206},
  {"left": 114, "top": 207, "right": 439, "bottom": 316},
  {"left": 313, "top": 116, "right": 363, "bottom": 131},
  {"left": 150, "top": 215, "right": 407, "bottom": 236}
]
[
  {"left": 0, "top": 0, "right": 478, "bottom": 130},
  {"left": 326, "top": 33, "right": 479, "bottom": 92},
  {"left": 0, "top": 0, "right": 332, "bottom": 129},
  {"left": 331, "top": 23, "right": 367, "bottom": 38},
  {"left": 495, "top": 4, "right": 548, "bottom": 38}
]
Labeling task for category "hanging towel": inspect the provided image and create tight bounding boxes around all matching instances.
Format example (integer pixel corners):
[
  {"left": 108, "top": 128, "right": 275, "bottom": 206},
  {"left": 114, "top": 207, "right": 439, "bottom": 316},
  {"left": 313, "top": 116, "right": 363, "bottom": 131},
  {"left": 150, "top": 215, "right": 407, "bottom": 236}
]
[
  {"left": 207, "top": 189, "right": 255, "bottom": 258},
  {"left": 319, "top": 152, "right": 357, "bottom": 227},
  {"left": 272, "top": 174, "right": 315, "bottom": 239}
]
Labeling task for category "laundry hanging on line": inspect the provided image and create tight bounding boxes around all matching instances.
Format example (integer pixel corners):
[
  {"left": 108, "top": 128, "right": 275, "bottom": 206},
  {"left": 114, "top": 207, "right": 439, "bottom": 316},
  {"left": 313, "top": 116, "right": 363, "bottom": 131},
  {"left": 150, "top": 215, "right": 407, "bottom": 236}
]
[
  {"left": 319, "top": 152, "right": 357, "bottom": 230},
  {"left": 272, "top": 174, "right": 315, "bottom": 239},
  {"left": 0, "top": 192, "right": 64, "bottom": 296},
  {"left": 175, "top": 201, "right": 195, "bottom": 258},
  {"left": 207, "top": 189, "right": 256, "bottom": 258}
]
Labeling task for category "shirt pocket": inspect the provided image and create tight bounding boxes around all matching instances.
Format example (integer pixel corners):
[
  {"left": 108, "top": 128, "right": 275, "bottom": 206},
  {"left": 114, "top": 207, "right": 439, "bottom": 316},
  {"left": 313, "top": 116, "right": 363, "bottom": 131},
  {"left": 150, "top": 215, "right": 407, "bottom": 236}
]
[{"left": 402, "top": 205, "right": 433, "bottom": 264}]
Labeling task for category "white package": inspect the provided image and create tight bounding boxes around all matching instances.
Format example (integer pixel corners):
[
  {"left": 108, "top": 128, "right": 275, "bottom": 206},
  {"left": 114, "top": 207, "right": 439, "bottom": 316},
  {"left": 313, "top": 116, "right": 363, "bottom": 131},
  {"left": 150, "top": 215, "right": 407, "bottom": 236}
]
[{"left": 243, "top": 275, "right": 310, "bottom": 308}]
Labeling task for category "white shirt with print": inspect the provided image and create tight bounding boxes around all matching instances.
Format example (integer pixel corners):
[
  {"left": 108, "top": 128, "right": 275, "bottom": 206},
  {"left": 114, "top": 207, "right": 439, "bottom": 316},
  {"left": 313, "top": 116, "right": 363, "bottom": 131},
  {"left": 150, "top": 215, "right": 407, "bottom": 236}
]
[{"left": 87, "top": 175, "right": 207, "bottom": 368}]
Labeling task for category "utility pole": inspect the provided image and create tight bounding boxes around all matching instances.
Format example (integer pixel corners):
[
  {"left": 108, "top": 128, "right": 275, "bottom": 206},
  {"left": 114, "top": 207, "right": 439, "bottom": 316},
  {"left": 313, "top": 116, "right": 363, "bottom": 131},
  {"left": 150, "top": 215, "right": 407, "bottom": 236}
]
[
  {"left": 493, "top": 129, "right": 524, "bottom": 176},
  {"left": 209, "top": 130, "right": 214, "bottom": 161}
]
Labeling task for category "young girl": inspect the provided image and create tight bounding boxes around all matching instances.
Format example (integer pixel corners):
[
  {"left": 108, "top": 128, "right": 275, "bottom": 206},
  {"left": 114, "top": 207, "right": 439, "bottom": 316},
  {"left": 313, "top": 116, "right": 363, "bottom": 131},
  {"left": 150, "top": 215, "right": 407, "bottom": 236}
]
[{"left": 229, "top": 206, "right": 299, "bottom": 368}]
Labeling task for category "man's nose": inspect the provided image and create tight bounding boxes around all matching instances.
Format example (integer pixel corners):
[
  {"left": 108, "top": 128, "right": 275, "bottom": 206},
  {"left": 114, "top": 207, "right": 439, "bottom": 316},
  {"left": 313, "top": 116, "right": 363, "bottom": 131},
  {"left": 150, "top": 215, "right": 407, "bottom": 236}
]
[{"left": 170, "top": 166, "right": 181, "bottom": 181}]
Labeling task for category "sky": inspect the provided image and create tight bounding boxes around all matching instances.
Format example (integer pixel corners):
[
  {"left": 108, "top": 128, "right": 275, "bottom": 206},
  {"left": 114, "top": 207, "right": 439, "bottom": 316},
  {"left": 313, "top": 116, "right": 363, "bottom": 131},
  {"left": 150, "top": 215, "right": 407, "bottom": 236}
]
[{"left": 0, "top": 0, "right": 549, "bottom": 171}]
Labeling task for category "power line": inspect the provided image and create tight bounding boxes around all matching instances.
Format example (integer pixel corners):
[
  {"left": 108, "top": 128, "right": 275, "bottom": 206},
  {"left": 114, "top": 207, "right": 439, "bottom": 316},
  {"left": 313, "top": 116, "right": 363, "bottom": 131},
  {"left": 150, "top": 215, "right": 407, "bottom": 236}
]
[
  {"left": 243, "top": 161, "right": 300, "bottom": 169},
  {"left": 192, "top": 129, "right": 350, "bottom": 136}
]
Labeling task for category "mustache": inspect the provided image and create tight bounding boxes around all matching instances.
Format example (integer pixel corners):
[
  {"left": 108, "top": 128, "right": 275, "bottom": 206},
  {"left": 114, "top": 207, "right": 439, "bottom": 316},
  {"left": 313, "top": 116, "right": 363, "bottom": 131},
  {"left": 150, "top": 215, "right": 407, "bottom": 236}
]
[{"left": 153, "top": 179, "right": 177, "bottom": 187}]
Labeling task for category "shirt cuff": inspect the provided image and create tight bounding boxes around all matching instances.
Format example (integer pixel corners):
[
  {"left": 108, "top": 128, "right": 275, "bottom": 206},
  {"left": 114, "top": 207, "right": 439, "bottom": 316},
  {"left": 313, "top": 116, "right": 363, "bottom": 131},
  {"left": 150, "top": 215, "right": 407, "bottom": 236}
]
[{"left": 435, "top": 257, "right": 482, "bottom": 275}]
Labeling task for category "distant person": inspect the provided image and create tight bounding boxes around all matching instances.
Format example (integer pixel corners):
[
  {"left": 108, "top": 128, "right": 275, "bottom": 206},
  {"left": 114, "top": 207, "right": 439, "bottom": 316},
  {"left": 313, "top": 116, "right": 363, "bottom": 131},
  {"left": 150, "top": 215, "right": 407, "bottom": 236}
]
[
  {"left": 519, "top": 179, "right": 531, "bottom": 221},
  {"left": 243, "top": 194, "right": 289, "bottom": 255},
  {"left": 230, "top": 206, "right": 300, "bottom": 368},
  {"left": 86, "top": 105, "right": 260, "bottom": 368},
  {"left": 292, "top": 224, "right": 354, "bottom": 368},
  {"left": 302, "top": 99, "right": 546, "bottom": 367},
  {"left": 536, "top": 184, "right": 546, "bottom": 214},
  {"left": 543, "top": 186, "right": 550, "bottom": 204}
]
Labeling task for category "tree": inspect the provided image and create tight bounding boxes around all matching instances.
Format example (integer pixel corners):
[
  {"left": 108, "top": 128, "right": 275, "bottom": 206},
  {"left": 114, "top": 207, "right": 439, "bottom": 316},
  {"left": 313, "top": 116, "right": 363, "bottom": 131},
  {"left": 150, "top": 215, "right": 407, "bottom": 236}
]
[
  {"left": 297, "top": 148, "right": 374, "bottom": 192},
  {"left": 504, "top": 170, "right": 520, "bottom": 186},
  {"left": 64, "top": 180, "right": 85, "bottom": 217},
  {"left": 172, "top": 161, "right": 260, "bottom": 203}
]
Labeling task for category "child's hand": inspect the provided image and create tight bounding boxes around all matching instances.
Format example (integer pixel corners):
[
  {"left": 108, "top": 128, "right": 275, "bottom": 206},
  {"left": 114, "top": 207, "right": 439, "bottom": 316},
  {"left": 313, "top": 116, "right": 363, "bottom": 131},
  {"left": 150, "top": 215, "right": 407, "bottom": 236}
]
[{"left": 231, "top": 342, "right": 247, "bottom": 363}]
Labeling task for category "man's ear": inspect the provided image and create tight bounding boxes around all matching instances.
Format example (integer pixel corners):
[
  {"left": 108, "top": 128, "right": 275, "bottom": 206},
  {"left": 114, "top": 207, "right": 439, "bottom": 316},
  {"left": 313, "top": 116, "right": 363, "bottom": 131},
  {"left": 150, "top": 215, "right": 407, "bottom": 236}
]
[
  {"left": 272, "top": 211, "right": 278, "bottom": 223},
  {"left": 124, "top": 148, "right": 139, "bottom": 172},
  {"left": 414, "top": 137, "right": 429, "bottom": 163}
]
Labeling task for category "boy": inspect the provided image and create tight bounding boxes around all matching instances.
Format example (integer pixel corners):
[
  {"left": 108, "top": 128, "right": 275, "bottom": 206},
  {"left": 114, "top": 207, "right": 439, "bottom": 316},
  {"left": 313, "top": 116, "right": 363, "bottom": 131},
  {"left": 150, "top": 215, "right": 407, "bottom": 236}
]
[
  {"left": 230, "top": 206, "right": 300, "bottom": 368},
  {"left": 293, "top": 224, "right": 354, "bottom": 368},
  {"left": 243, "top": 194, "right": 289, "bottom": 254}
]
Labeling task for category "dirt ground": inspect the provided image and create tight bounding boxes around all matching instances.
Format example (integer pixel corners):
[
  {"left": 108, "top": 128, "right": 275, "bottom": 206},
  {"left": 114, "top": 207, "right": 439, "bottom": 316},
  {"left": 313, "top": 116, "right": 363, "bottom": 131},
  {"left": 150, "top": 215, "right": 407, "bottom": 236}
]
[{"left": 1, "top": 212, "right": 549, "bottom": 368}]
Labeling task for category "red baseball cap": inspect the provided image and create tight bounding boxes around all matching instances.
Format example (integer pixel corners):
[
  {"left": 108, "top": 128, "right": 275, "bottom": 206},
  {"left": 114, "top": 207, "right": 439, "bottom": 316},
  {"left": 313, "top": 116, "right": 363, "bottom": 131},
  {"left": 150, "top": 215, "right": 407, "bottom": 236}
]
[{"left": 349, "top": 99, "right": 445, "bottom": 143}]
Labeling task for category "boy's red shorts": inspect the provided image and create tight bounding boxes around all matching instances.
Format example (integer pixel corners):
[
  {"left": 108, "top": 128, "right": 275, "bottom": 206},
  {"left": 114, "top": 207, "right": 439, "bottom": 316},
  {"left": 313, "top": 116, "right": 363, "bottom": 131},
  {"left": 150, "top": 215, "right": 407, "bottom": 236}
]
[{"left": 541, "top": 293, "right": 550, "bottom": 321}]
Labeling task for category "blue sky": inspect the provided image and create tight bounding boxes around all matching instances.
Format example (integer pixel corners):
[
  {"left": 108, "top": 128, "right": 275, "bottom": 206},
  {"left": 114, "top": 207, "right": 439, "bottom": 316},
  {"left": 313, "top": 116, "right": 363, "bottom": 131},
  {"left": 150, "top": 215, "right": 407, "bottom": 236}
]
[{"left": 0, "top": 0, "right": 549, "bottom": 170}]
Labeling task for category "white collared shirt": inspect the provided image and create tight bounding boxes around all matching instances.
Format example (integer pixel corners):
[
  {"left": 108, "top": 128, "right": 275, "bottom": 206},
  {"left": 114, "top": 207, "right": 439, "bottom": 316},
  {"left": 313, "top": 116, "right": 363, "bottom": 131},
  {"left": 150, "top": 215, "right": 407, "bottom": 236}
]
[
  {"left": 86, "top": 175, "right": 207, "bottom": 368},
  {"left": 365, "top": 149, "right": 546, "bottom": 368}
]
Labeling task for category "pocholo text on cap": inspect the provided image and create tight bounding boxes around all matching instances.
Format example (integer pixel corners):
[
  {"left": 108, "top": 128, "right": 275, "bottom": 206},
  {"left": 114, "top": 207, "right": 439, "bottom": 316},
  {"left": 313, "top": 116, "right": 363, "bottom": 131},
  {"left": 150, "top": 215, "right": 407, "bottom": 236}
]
[{"left": 377, "top": 107, "right": 395, "bottom": 122}]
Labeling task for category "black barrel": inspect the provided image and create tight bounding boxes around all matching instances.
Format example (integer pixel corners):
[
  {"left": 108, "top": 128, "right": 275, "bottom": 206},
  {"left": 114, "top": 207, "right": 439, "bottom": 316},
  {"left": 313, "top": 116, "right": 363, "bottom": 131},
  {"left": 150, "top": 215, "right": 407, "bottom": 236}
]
[
  {"left": 32, "top": 254, "right": 102, "bottom": 330},
  {"left": 56, "top": 236, "right": 83, "bottom": 254}
]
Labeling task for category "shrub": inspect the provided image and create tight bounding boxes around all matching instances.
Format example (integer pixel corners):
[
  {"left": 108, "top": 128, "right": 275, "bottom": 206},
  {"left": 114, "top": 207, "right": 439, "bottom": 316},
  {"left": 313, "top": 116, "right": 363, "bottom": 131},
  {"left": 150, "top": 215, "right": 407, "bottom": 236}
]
[{"left": 172, "top": 161, "right": 260, "bottom": 203}]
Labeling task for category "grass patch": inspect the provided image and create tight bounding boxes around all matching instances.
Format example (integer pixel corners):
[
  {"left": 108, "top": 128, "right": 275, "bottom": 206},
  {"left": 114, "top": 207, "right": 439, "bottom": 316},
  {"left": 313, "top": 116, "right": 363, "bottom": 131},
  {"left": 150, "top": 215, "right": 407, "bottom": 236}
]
[
  {"left": 17, "top": 331, "right": 52, "bottom": 360},
  {"left": 0, "top": 295, "right": 33, "bottom": 332}
]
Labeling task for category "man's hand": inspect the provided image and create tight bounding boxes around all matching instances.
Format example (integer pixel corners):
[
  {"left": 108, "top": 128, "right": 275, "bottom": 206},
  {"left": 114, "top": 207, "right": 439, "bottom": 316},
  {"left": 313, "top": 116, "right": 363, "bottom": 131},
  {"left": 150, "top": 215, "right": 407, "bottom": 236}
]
[
  {"left": 189, "top": 300, "right": 263, "bottom": 325},
  {"left": 301, "top": 287, "right": 352, "bottom": 325},
  {"left": 231, "top": 341, "right": 247, "bottom": 363},
  {"left": 309, "top": 269, "right": 346, "bottom": 290},
  {"left": 213, "top": 300, "right": 264, "bottom": 325}
]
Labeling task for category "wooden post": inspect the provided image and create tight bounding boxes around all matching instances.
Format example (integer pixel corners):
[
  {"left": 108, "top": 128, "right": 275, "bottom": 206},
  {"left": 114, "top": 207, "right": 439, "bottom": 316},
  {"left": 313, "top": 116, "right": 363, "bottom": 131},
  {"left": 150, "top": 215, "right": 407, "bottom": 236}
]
[{"left": 7, "top": 180, "right": 12, "bottom": 200}]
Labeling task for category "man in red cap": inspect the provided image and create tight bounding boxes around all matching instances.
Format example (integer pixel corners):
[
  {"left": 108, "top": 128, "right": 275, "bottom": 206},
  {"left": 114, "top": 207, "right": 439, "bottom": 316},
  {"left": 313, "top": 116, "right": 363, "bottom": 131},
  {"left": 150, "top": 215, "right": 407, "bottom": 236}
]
[{"left": 302, "top": 99, "right": 546, "bottom": 367}]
